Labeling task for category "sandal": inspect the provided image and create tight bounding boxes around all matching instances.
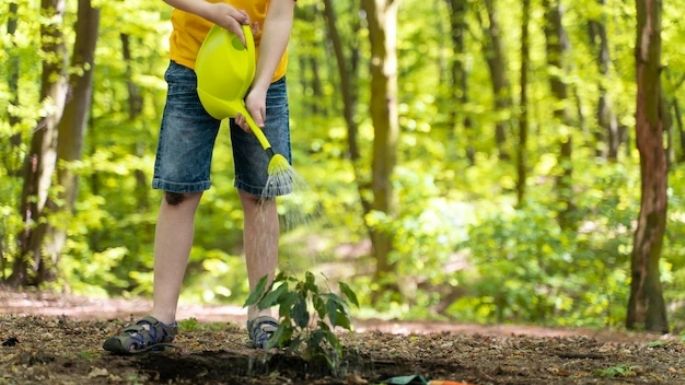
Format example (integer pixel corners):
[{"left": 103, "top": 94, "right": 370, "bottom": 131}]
[
  {"left": 247, "top": 315, "right": 279, "bottom": 349},
  {"left": 103, "top": 315, "right": 177, "bottom": 354}
]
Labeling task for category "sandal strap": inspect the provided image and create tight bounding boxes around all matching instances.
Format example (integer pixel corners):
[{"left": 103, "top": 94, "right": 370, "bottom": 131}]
[
  {"left": 106, "top": 316, "right": 177, "bottom": 353},
  {"left": 248, "top": 316, "right": 279, "bottom": 348}
]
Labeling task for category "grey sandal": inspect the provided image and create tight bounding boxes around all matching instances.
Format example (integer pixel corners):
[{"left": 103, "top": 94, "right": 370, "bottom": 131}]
[
  {"left": 103, "top": 315, "right": 177, "bottom": 354},
  {"left": 247, "top": 315, "right": 279, "bottom": 349}
]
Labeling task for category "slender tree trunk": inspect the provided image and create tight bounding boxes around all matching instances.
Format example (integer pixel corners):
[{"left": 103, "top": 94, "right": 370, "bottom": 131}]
[
  {"left": 626, "top": 0, "right": 668, "bottom": 333},
  {"left": 7, "top": 1, "right": 21, "bottom": 132},
  {"left": 662, "top": 92, "right": 674, "bottom": 168},
  {"left": 435, "top": 0, "right": 449, "bottom": 89},
  {"left": 309, "top": 56, "right": 325, "bottom": 116},
  {"left": 120, "top": 33, "right": 149, "bottom": 211},
  {"left": 543, "top": 0, "right": 575, "bottom": 229},
  {"left": 361, "top": 0, "right": 399, "bottom": 290},
  {"left": 40, "top": 0, "right": 100, "bottom": 283},
  {"left": 8, "top": 0, "right": 69, "bottom": 286},
  {"left": 589, "top": 0, "right": 620, "bottom": 160},
  {"left": 445, "top": 0, "right": 474, "bottom": 164},
  {"left": 674, "top": 98, "right": 685, "bottom": 162},
  {"left": 322, "top": 0, "right": 360, "bottom": 161},
  {"left": 517, "top": 0, "right": 531, "bottom": 206},
  {"left": 5, "top": 1, "right": 23, "bottom": 176},
  {"left": 480, "top": 0, "right": 512, "bottom": 160},
  {"left": 322, "top": 0, "right": 374, "bottom": 246}
]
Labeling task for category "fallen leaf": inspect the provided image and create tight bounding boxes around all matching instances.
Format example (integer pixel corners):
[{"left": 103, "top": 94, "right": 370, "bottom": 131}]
[{"left": 88, "top": 367, "right": 109, "bottom": 378}]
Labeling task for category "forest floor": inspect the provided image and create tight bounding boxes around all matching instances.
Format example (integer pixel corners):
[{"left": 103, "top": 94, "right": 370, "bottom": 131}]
[{"left": 1, "top": 289, "right": 684, "bottom": 385}]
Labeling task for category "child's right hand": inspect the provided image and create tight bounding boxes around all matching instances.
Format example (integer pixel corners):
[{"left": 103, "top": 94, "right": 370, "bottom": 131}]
[{"left": 200, "top": 2, "right": 250, "bottom": 46}]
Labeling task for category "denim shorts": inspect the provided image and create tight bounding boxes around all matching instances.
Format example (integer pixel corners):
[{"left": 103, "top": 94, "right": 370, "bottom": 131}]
[{"left": 152, "top": 61, "right": 292, "bottom": 197}]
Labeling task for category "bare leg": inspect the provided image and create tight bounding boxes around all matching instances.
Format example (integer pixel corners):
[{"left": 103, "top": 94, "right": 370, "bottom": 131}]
[
  {"left": 150, "top": 191, "right": 203, "bottom": 325},
  {"left": 239, "top": 190, "right": 279, "bottom": 320}
]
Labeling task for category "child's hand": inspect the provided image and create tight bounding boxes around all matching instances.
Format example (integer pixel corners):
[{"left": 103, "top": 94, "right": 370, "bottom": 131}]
[
  {"left": 236, "top": 85, "right": 268, "bottom": 133},
  {"left": 201, "top": 2, "right": 250, "bottom": 46}
]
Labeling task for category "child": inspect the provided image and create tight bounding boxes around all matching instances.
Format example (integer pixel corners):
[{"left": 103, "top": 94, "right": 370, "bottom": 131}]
[{"left": 103, "top": 0, "right": 296, "bottom": 353}]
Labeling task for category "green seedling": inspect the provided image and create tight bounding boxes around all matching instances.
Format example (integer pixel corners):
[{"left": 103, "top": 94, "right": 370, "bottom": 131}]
[
  {"left": 244, "top": 271, "right": 359, "bottom": 374},
  {"left": 595, "top": 364, "right": 637, "bottom": 378}
]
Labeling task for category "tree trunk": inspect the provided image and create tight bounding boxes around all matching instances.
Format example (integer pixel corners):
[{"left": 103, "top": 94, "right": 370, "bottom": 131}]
[
  {"left": 6, "top": 0, "right": 22, "bottom": 174},
  {"left": 8, "top": 0, "right": 69, "bottom": 286},
  {"left": 626, "top": 0, "right": 668, "bottom": 333},
  {"left": 445, "top": 0, "right": 474, "bottom": 164},
  {"left": 589, "top": 0, "right": 620, "bottom": 160},
  {"left": 120, "top": 33, "right": 149, "bottom": 211},
  {"left": 516, "top": 0, "right": 531, "bottom": 206},
  {"left": 480, "top": 0, "right": 512, "bottom": 160},
  {"left": 309, "top": 56, "right": 325, "bottom": 116},
  {"left": 662, "top": 92, "right": 673, "bottom": 168},
  {"left": 322, "top": 0, "right": 374, "bottom": 251},
  {"left": 42, "top": 0, "right": 100, "bottom": 283},
  {"left": 321, "top": 0, "right": 372, "bottom": 205},
  {"left": 674, "top": 98, "right": 685, "bottom": 162},
  {"left": 361, "top": 0, "right": 399, "bottom": 290},
  {"left": 543, "top": 0, "right": 575, "bottom": 229}
]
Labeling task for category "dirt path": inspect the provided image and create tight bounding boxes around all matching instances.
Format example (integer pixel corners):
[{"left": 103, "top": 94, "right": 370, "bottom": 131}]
[
  {"left": 1, "top": 289, "right": 684, "bottom": 385},
  {"left": 0, "top": 289, "right": 668, "bottom": 342}
]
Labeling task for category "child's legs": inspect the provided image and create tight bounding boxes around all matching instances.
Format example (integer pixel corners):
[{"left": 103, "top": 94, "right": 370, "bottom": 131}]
[
  {"left": 230, "top": 77, "right": 291, "bottom": 321},
  {"left": 149, "top": 61, "right": 221, "bottom": 324},
  {"left": 240, "top": 191, "right": 279, "bottom": 320},
  {"left": 151, "top": 191, "right": 203, "bottom": 324}
]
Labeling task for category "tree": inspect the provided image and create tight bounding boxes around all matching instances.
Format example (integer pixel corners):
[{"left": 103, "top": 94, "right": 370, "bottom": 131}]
[
  {"left": 42, "top": 0, "right": 101, "bottom": 279},
  {"left": 360, "top": 0, "right": 400, "bottom": 293},
  {"left": 626, "top": 0, "right": 668, "bottom": 333},
  {"left": 516, "top": 0, "right": 531, "bottom": 205},
  {"left": 9, "top": 0, "right": 69, "bottom": 286},
  {"left": 445, "top": 0, "right": 475, "bottom": 163},
  {"left": 478, "top": 0, "right": 512, "bottom": 160},
  {"left": 321, "top": 0, "right": 368, "bottom": 212},
  {"left": 6, "top": 0, "right": 22, "bottom": 175},
  {"left": 588, "top": 0, "right": 620, "bottom": 160},
  {"left": 543, "top": 0, "right": 575, "bottom": 229}
]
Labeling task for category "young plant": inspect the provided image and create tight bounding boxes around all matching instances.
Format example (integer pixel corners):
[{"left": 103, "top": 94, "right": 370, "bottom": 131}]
[{"left": 244, "top": 271, "right": 359, "bottom": 373}]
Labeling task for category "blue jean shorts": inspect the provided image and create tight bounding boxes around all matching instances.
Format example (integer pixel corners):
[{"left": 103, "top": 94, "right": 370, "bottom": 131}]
[{"left": 152, "top": 61, "right": 292, "bottom": 197}]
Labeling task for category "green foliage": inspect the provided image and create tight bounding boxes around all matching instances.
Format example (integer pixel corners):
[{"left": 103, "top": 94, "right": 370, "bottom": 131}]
[
  {"left": 595, "top": 364, "right": 637, "bottom": 378},
  {"left": 178, "top": 317, "right": 200, "bottom": 332},
  {"left": 1, "top": 0, "right": 685, "bottom": 333},
  {"left": 245, "top": 272, "right": 358, "bottom": 374}
]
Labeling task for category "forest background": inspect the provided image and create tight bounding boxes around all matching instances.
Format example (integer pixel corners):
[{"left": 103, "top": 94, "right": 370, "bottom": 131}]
[{"left": 1, "top": 0, "right": 683, "bottom": 335}]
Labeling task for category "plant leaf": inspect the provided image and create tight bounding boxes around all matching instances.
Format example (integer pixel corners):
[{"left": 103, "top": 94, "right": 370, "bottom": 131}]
[
  {"left": 339, "top": 281, "right": 359, "bottom": 307},
  {"left": 292, "top": 295, "right": 310, "bottom": 328},
  {"left": 279, "top": 292, "right": 299, "bottom": 318},
  {"left": 243, "top": 275, "right": 268, "bottom": 307},
  {"left": 266, "top": 323, "right": 294, "bottom": 349},
  {"left": 305, "top": 271, "right": 318, "bottom": 294},
  {"left": 334, "top": 309, "right": 351, "bottom": 330},
  {"left": 313, "top": 294, "right": 326, "bottom": 318},
  {"left": 258, "top": 282, "right": 287, "bottom": 309},
  {"left": 326, "top": 296, "right": 339, "bottom": 327}
]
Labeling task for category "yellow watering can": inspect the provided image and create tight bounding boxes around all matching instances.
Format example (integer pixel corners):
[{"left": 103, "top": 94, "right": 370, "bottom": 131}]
[{"left": 196, "top": 24, "right": 292, "bottom": 187}]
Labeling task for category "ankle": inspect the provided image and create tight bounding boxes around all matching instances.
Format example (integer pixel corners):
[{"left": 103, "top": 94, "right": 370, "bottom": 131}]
[
  {"left": 150, "top": 311, "right": 176, "bottom": 325},
  {"left": 247, "top": 306, "right": 273, "bottom": 321}
]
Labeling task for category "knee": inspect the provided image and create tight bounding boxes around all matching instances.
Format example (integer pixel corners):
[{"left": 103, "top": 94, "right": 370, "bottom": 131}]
[
  {"left": 164, "top": 191, "right": 186, "bottom": 206},
  {"left": 239, "top": 190, "right": 270, "bottom": 207}
]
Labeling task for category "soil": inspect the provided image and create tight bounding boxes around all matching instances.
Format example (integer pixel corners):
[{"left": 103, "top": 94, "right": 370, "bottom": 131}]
[{"left": 1, "top": 290, "right": 684, "bottom": 385}]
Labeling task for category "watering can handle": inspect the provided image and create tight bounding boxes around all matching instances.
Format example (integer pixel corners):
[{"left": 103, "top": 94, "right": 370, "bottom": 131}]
[{"left": 237, "top": 105, "right": 272, "bottom": 152}]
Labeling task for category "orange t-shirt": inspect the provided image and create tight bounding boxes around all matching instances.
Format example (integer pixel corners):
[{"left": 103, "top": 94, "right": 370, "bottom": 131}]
[{"left": 169, "top": 0, "right": 288, "bottom": 82}]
